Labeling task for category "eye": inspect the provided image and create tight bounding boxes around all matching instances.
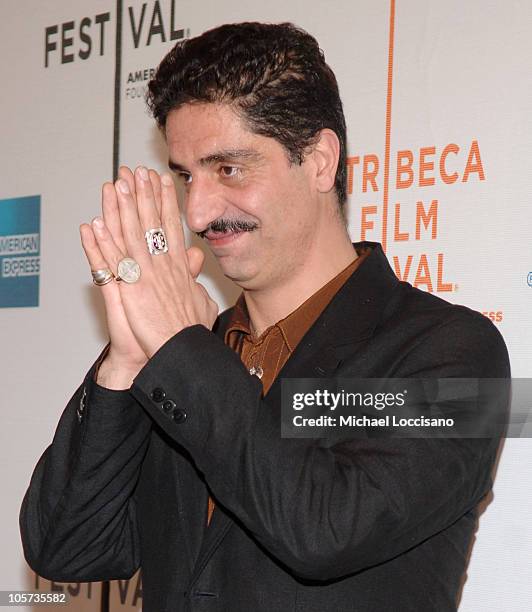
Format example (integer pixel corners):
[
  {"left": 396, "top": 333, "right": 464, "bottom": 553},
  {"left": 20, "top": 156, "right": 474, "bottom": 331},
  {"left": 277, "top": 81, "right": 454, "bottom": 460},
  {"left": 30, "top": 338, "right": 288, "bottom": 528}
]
[
  {"left": 220, "top": 166, "right": 240, "bottom": 178},
  {"left": 177, "top": 171, "right": 192, "bottom": 185}
]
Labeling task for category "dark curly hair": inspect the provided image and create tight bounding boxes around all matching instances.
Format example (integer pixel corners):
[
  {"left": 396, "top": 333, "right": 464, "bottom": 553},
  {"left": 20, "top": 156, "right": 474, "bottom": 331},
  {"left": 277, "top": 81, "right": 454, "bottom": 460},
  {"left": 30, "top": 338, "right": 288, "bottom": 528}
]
[{"left": 146, "top": 22, "right": 348, "bottom": 208}]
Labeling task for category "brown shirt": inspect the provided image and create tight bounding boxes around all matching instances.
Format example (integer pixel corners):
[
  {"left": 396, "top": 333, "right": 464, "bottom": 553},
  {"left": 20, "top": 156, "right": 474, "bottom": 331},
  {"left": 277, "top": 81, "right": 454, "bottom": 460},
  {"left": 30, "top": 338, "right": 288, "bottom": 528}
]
[{"left": 207, "top": 248, "right": 370, "bottom": 524}]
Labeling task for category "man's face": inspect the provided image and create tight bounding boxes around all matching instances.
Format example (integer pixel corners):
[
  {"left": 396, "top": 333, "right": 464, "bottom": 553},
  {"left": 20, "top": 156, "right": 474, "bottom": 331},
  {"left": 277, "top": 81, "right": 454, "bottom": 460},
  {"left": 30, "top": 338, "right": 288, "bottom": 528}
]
[{"left": 165, "top": 103, "right": 321, "bottom": 291}]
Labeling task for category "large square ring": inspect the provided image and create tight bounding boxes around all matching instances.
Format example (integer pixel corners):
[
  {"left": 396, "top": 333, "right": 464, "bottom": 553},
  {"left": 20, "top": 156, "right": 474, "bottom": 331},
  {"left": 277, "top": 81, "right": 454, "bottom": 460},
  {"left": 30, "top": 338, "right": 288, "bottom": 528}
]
[{"left": 145, "top": 227, "right": 169, "bottom": 255}]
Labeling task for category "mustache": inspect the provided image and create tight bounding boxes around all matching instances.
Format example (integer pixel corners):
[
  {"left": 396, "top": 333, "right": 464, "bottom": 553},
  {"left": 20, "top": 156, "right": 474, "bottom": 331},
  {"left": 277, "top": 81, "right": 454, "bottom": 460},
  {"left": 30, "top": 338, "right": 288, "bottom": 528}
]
[{"left": 196, "top": 218, "right": 258, "bottom": 239}]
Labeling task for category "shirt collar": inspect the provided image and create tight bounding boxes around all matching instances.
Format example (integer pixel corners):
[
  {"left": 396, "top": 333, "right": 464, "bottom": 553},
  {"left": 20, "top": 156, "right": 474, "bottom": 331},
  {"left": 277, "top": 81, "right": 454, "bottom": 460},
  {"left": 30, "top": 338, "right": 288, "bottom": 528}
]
[{"left": 224, "top": 248, "right": 371, "bottom": 349}]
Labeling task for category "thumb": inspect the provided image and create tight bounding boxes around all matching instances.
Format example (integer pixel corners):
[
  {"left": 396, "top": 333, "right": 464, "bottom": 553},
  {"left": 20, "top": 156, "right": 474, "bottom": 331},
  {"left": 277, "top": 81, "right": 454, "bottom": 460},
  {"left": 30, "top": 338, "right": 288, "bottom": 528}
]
[{"left": 186, "top": 246, "right": 205, "bottom": 279}]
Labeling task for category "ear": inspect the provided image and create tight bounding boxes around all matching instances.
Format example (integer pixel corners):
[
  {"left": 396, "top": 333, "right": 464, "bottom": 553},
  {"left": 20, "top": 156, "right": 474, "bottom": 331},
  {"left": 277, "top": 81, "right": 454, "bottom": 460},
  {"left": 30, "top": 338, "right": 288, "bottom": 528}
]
[{"left": 308, "top": 128, "right": 340, "bottom": 194}]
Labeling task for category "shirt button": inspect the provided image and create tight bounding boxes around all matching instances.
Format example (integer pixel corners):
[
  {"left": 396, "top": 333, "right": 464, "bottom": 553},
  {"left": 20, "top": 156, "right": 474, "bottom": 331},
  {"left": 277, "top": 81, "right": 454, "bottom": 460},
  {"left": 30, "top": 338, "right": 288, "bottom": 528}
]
[
  {"left": 173, "top": 408, "right": 187, "bottom": 424},
  {"left": 151, "top": 387, "right": 166, "bottom": 402},
  {"left": 162, "top": 399, "right": 176, "bottom": 414},
  {"left": 249, "top": 366, "right": 263, "bottom": 379}
]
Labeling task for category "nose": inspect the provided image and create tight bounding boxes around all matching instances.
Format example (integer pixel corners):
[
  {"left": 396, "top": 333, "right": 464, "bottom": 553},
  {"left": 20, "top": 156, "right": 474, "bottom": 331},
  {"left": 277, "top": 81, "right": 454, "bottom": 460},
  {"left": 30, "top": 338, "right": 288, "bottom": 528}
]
[{"left": 183, "top": 175, "right": 226, "bottom": 234}]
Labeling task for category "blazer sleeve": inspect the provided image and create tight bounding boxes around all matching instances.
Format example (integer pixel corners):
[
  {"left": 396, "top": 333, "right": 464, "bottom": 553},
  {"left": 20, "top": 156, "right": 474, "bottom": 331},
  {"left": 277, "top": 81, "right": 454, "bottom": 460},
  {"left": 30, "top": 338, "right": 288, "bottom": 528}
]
[
  {"left": 19, "top": 356, "right": 152, "bottom": 582},
  {"left": 129, "top": 313, "right": 510, "bottom": 581}
]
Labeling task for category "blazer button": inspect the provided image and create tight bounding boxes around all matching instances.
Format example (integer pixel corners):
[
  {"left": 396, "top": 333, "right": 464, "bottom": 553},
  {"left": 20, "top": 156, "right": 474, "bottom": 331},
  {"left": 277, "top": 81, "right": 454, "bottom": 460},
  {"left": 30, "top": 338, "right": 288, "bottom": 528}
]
[
  {"left": 162, "top": 399, "right": 176, "bottom": 414},
  {"left": 173, "top": 408, "right": 187, "bottom": 424},
  {"left": 151, "top": 387, "right": 166, "bottom": 402}
]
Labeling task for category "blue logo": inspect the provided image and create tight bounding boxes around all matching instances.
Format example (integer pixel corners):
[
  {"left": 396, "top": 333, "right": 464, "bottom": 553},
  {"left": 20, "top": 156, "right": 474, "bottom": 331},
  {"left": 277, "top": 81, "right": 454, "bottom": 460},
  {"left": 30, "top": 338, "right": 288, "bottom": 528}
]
[
  {"left": 528, "top": 272, "right": 532, "bottom": 287},
  {"left": 0, "top": 196, "right": 41, "bottom": 308}
]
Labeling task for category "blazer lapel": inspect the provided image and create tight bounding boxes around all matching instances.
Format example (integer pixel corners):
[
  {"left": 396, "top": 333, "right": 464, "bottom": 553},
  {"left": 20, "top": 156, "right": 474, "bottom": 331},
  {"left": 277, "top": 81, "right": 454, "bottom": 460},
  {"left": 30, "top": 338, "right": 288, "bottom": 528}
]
[
  {"left": 267, "top": 241, "right": 401, "bottom": 384},
  {"left": 169, "top": 306, "right": 238, "bottom": 576},
  {"left": 189, "top": 242, "right": 400, "bottom": 582},
  {"left": 187, "top": 311, "right": 239, "bottom": 584},
  {"left": 172, "top": 445, "right": 209, "bottom": 573}
]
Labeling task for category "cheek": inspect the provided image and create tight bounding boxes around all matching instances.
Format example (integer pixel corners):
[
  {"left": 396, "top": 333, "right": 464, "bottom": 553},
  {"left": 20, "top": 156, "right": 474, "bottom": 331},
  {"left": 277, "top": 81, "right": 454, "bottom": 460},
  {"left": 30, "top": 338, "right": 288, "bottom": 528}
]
[
  {"left": 269, "top": 178, "right": 315, "bottom": 233},
  {"left": 227, "top": 171, "right": 314, "bottom": 242}
]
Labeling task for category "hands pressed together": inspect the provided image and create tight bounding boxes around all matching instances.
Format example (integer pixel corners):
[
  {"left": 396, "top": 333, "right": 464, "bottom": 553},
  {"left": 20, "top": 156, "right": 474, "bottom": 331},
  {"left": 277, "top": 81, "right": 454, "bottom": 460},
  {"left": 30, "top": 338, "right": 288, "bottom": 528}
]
[{"left": 80, "top": 166, "right": 219, "bottom": 388}]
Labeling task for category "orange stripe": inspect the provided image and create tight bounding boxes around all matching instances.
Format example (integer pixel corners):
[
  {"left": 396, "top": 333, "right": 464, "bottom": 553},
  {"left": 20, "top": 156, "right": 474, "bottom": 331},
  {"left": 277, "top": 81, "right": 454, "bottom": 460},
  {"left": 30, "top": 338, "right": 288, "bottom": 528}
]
[{"left": 382, "top": 0, "right": 396, "bottom": 253}]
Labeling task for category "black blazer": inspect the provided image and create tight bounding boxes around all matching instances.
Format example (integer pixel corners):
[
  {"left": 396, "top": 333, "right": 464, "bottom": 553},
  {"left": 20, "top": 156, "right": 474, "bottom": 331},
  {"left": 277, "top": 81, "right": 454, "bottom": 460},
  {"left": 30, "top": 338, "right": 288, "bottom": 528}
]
[{"left": 20, "top": 242, "right": 510, "bottom": 611}]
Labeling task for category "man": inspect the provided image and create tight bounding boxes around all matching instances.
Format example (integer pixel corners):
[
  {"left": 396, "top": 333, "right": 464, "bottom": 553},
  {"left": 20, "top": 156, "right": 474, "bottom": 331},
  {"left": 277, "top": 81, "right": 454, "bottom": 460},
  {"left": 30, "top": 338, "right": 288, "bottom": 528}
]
[{"left": 20, "top": 22, "right": 509, "bottom": 611}]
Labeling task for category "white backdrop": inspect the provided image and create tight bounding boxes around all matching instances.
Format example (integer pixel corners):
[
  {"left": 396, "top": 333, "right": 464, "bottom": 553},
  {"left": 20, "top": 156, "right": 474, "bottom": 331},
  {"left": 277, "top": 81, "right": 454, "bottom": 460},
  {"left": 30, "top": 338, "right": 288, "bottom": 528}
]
[{"left": 1, "top": 1, "right": 531, "bottom": 610}]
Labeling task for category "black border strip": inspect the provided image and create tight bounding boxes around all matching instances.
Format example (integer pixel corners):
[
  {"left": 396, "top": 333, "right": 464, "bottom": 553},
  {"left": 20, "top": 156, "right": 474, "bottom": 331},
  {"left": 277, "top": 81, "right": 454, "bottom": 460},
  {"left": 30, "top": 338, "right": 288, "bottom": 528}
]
[
  {"left": 101, "top": 580, "right": 110, "bottom": 612},
  {"left": 102, "top": 7, "right": 123, "bottom": 609},
  {"left": 112, "top": 0, "right": 123, "bottom": 181}
]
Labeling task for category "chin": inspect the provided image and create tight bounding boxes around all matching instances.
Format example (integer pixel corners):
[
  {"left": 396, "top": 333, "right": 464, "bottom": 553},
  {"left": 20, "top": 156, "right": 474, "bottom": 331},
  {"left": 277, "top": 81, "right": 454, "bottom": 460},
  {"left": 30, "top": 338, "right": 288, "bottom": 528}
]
[{"left": 217, "top": 259, "right": 259, "bottom": 287}]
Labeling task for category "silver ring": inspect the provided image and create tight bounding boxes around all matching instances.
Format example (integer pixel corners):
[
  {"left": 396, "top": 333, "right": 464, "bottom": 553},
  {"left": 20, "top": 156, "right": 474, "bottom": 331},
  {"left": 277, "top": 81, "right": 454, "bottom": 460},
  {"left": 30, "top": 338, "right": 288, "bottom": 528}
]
[
  {"left": 92, "top": 268, "right": 114, "bottom": 286},
  {"left": 145, "top": 227, "right": 168, "bottom": 255},
  {"left": 115, "top": 257, "right": 141, "bottom": 284}
]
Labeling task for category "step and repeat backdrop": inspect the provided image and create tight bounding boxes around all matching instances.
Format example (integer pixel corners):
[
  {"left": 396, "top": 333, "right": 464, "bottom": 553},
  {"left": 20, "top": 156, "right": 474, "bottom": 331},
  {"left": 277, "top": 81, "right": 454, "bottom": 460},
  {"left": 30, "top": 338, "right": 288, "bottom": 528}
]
[{"left": 1, "top": 1, "right": 531, "bottom": 610}]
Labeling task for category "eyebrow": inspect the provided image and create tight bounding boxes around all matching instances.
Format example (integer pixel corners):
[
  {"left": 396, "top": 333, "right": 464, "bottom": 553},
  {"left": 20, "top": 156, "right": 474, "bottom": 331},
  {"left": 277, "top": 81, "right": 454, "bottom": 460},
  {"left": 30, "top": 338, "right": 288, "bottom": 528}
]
[{"left": 168, "top": 148, "right": 263, "bottom": 173}]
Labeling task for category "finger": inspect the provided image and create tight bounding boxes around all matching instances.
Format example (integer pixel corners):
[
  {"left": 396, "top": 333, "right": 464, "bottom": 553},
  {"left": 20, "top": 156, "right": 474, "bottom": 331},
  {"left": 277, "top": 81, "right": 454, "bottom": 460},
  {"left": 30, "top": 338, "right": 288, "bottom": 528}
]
[
  {"left": 80, "top": 223, "right": 121, "bottom": 301},
  {"left": 80, "top": 223, "right": 108, "bottom": 272},
  {"left": 118, "top": 166, "right": 136, "bottom": 197},
  {"left": 114, "top": 178, "right": 152, "bottom": 262},
  {"left": 186, "top": 246, "right": 205, "bottom": 279},
  {"left": 91, "top": 216, "right": 129, "bottom": 274},
  {"left": 101, "top": 182, "right": 126, "bottom": 255},
  {"left": 196, "top": 281, "right": 215, "bottom": 305},
  {"left": 160, "top": 172, "right": 187, "bottom": 263},
  {"left": 134, "top": 166, "right": 161, "bottom": 233},
  {"left": 149, "top": 169, "right": 162, "bottom": 217},
  {"left": 196, "top": 282, "right": 219, "bottom": 326}
]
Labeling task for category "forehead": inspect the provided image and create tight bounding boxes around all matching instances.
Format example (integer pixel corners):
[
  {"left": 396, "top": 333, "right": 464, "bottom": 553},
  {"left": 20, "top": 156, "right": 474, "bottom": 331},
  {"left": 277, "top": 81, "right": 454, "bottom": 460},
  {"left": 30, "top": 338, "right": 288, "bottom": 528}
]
[{"left": 165, "top": 103, "right": 280, "bottom": 162}]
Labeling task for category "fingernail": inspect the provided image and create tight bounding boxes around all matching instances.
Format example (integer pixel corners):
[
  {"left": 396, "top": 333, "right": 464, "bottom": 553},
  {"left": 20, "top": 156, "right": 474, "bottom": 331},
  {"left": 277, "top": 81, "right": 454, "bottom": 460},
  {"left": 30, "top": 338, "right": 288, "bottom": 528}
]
[
  {"left": 92, "top": 216, "right": 104, "bottom": 228},
  {"left": 118, "top": 179, "right": 129, "bottom": 194},
  {"left": 138, "top": 166, "right": 148, "bottom": 181},
  {"left": 161, "top": 173, "right": 173, "bottom": 186}
]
